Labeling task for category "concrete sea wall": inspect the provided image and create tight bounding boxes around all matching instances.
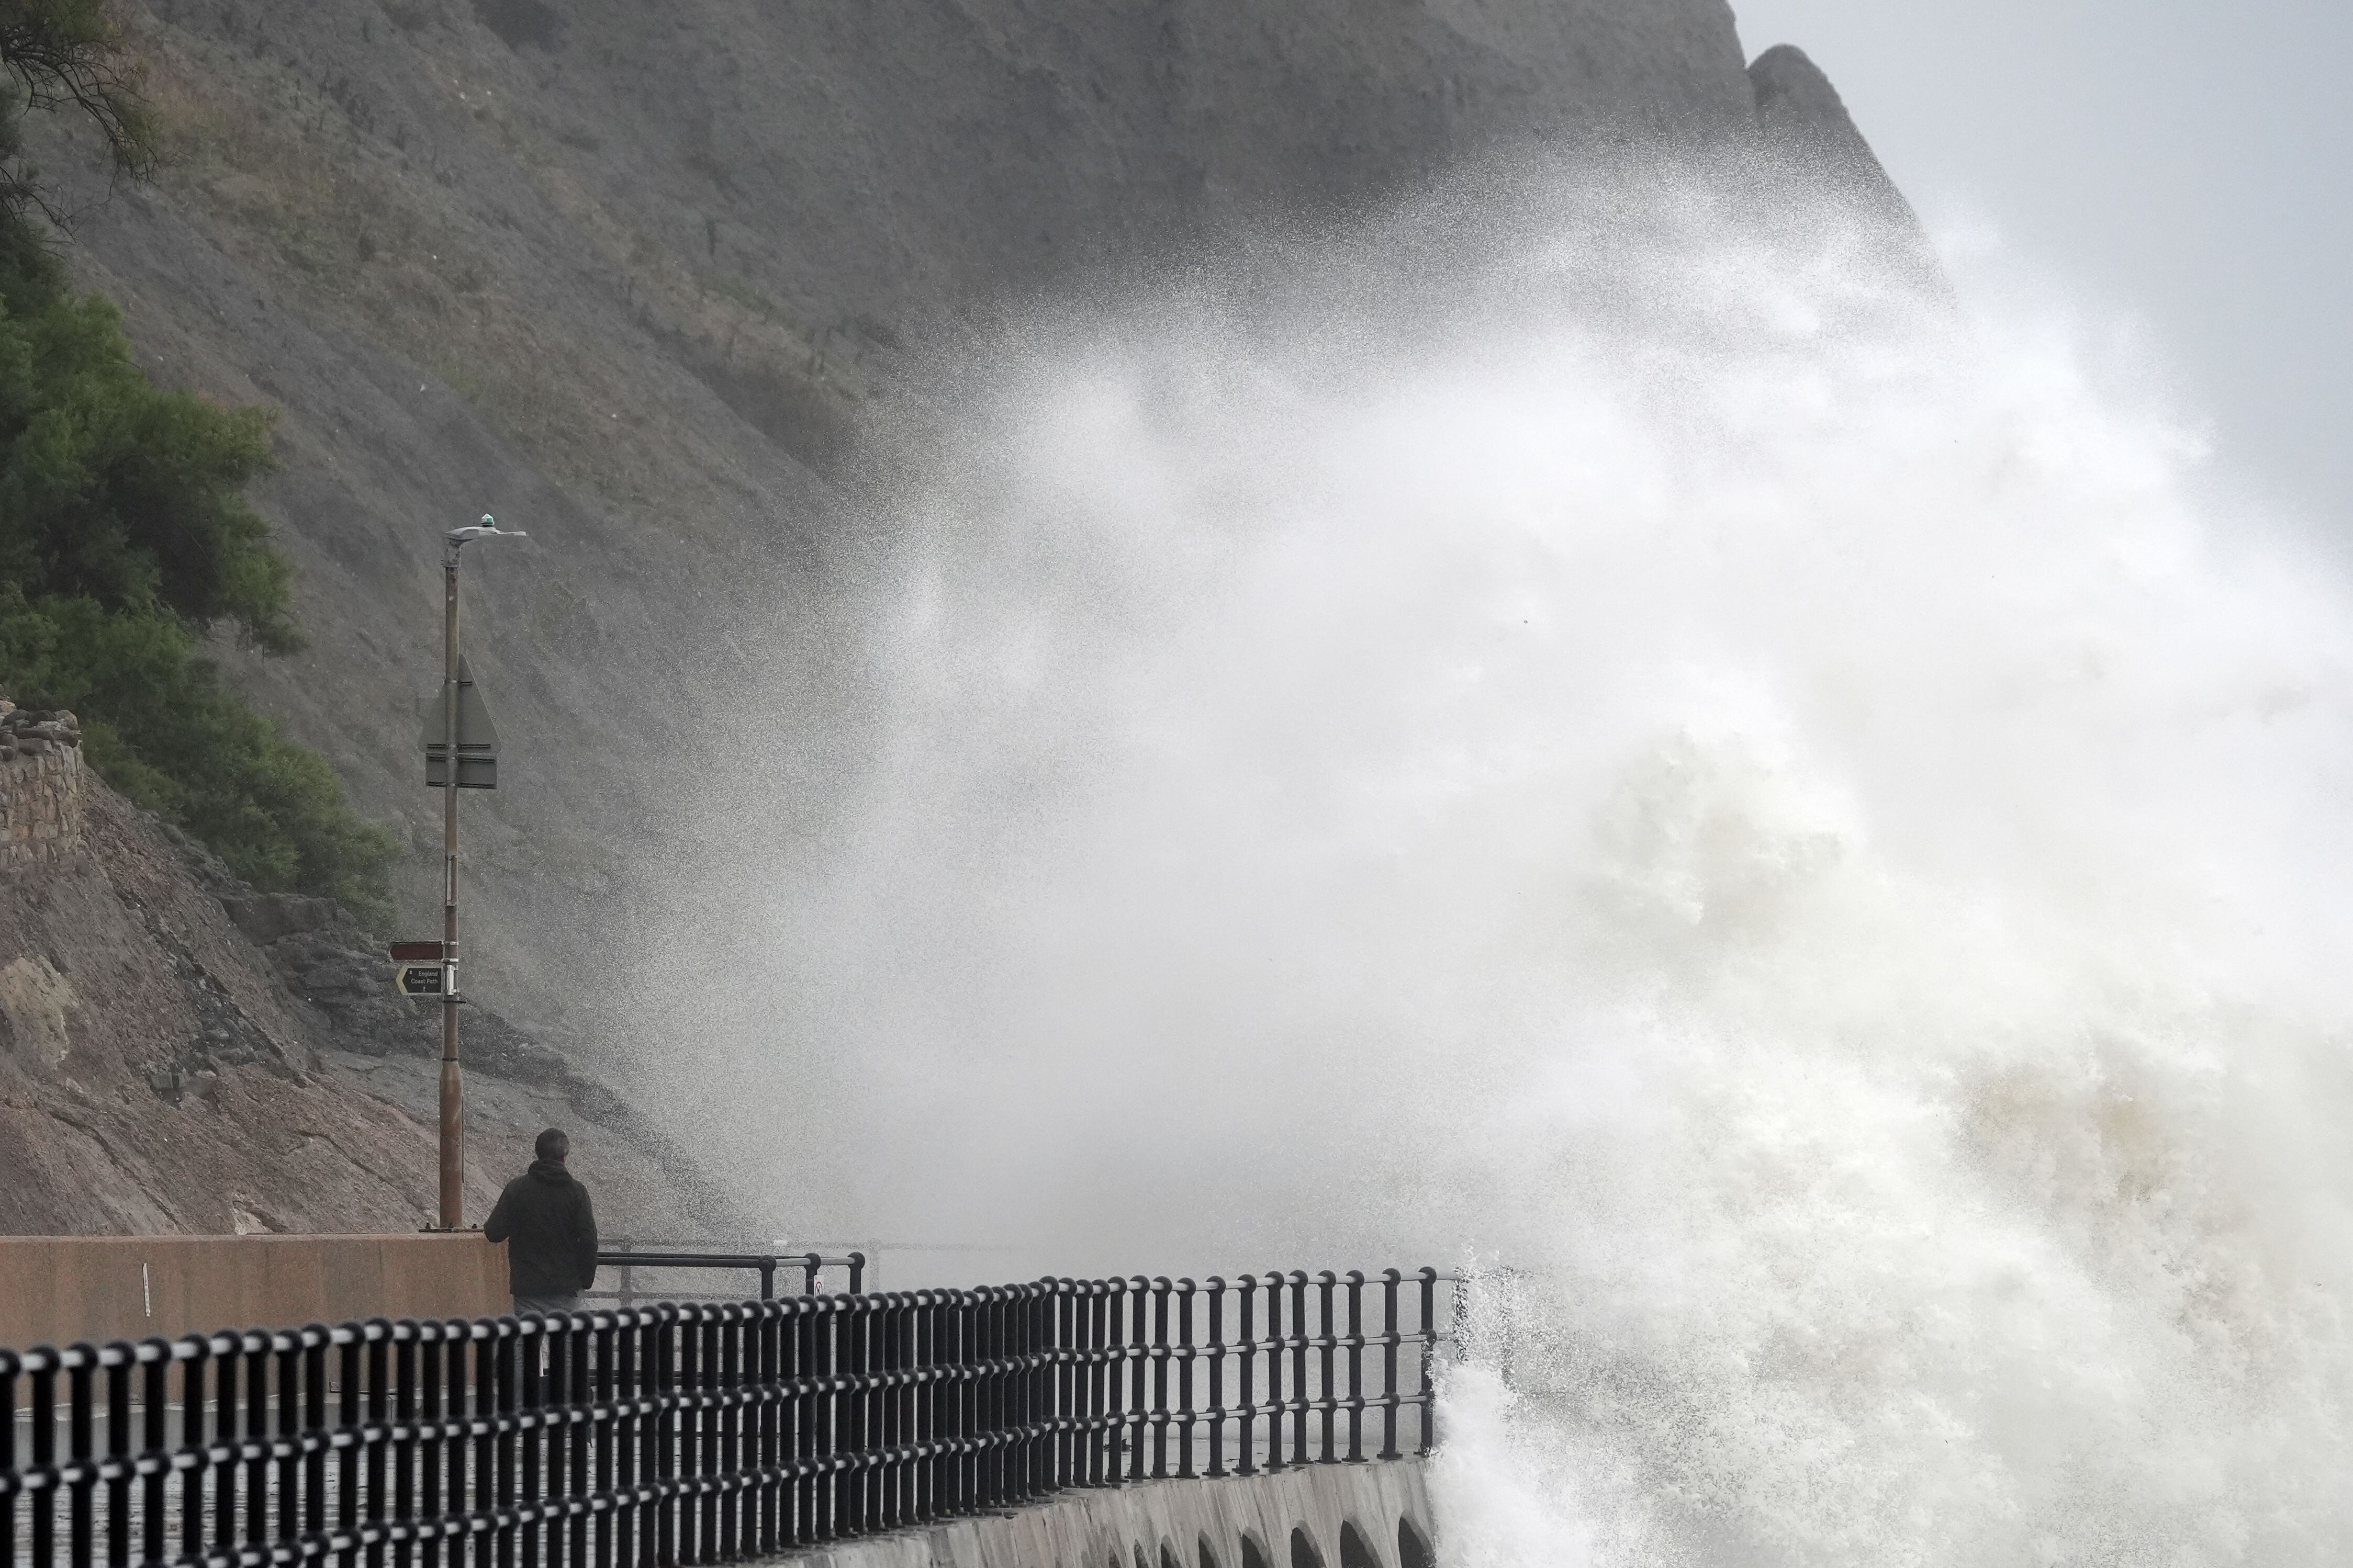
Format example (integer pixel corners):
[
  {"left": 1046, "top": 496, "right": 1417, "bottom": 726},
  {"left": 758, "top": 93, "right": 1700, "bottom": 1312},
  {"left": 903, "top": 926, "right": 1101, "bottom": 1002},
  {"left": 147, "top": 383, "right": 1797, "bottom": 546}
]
[
  {"left": 0, "top": 1233, "right": 509, "bottom": 1348},
  {"left": 772, "top": 1460, "right": 1436, "bottom": 1568}
]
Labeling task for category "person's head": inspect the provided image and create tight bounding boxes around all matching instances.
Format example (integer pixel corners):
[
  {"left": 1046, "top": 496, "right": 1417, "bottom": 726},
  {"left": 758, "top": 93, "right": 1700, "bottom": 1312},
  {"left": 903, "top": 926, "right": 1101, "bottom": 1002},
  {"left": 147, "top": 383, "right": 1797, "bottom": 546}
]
[{"left": 534, "top": 1127, "right": 570, "bottom": 1164}]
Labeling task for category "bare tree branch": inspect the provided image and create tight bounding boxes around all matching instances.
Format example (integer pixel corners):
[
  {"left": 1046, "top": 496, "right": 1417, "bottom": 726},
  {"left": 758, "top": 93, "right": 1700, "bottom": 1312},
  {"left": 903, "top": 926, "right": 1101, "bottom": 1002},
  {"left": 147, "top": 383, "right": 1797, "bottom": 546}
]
[{"left": 0, "top": 0, "right": 157, "bottom": 222}]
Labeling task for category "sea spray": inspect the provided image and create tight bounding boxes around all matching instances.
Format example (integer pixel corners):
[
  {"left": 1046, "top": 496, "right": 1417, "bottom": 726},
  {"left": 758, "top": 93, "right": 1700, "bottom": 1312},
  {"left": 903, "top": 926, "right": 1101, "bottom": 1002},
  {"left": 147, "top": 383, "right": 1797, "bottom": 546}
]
[{"left": 651, "top": 155, "right": 2353, "bottom": 1562}]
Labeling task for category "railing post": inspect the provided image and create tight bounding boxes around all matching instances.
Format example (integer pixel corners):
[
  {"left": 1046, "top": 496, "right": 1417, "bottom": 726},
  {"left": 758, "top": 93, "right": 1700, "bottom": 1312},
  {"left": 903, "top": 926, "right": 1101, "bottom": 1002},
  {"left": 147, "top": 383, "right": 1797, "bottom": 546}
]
[
  {"left": 723, "top": 1306, "right": 747, "bottom": 1561},
  {"left": 485, "top": 1325, "right": 509, "bottom": 1568},
  {"left": 1147, "top": 1278, "right": 1171, "bottom": 1481},
  {"left": 1032, "top": 1282, "right": 1055, "bottom": 1502},
  {"left": 1235, "top": 1277, "right": 1257, "bottom": 1478},
  {"left": 695, "top": 1304, "right": 716, "bottom": 1566},
  {"left": 855, "top": 1292, "right": 878, "bottom": 1534},
  {"left": 831, "top": 1294, "right": 861, "bottom": 1538},
  {"left": 873, "top": 1295, "right": 900, "bottom": 1531},
  {"left": 809, "top": 1299, "right": 835, "bottom": 1543},
  {"left": 592, "top": 1311, "right": 617, "bottom": 1568},
  {"left": 654, "top": 1307, "right": 677, "bottom": 1568},
  {"left": 922, "top": 1289, "right": 942, "bottom": 1519},
  {"left": 1095, "top": 1280, "right": 1115, "bottom": 1488},
  {"left": 568, "top": 1310, "right": 593, "bottom": 1568},
  {"left": 30, "top": 1345, "right": 57, "bottom": 1568},
  {"left": 1417, "top": 1269, "right": 1439, "bottom": 1457},
  {"left": 100, "top": 1344, "right": 127, "bottom": 1568},
  {"left": 1342, "top": 1272, "right": 1365, "bottom": 1462},
  {"left": 983, "top": 1286, "right": 1006, "bottom": 1510},
  {"left": 239, "top": 1333, "right": 264, "bottom": 1556},
  {"left": 1100, "top": 1279, "right": 1124, "bottom": 1485},
  {"left": 1126, "top": 1278, "right": 1150, "bottom": 1484},
  {"left": 781, "top": 1300, "right": 808, "bottom": 1551},
  {"left": 1049, "top": 1281, "right": 1071, "bottom": 1492},
  {"left": 755, "top": 1301, "right": 780, "bottom": 1558},
  {"left": 26, "top": 1345, "right": 53, "bottom": 1568},
  {"left": 419, "top": 1335, "right": 444, "bottom": 1568},
  {"left": 1260, "top": 1272, "right": 1284, "bottom": 1475},
  {"left": 1174, "top": 1280, "right": 1197, "bottom": 1480},
  {"left": 1315, "top": 1272, "right": 1337, "bottom": 1463},
  {"left": 1080, "top": 1278, "right": 1100, "bottom": 1491},
  {"left": 185, "top": 1336, "right": 213, "bottom": 1567},
  {"left": 213, "top": 1337, "right": 237, "bottom": 1561},
  {"left": 141, "top": 1340, "right": 169, "bottom": 1568},
  {"left": 1288, "top": 1272, "right": 1312, "bottom": 1467},
  {"left": 1011, "top": 1286, "right": 1033, "bottom": 1505},
  {"left": 515, "top": 1316, "right": 539, "bottom": 1568},
  {"left": 613, "top": 1313, "right": 638, "bottom": 1568},
  {"left": 66, "top": 1346, "right": 92, "bottom": 1568},
  {"left": 393, "top": 1324, "right": 419, "bottom": 1568},
  {"left": 963, "top": 1288, "right": 987, "bottom": 1514},
  {"left": 677, "top": 1310, "right": 698, "bottom": 1567},
  {"left": 1009, "top": 1283, "right": 1028, "bottom": 1505},
  {"left": 1377, "top": 1270, "right": 1402, "bottom": 1461},
  {"left": 365, "top": 1322, "right": 392, "bottom": 1568},
  {"left": 946, "top": 1290, "right": 971, "bottom": 1519},
  {"left": 0, "top": 1351, "right": 15, "bottom": 1568},
  {"left": 1203, "top": 1278, "right": 1227, "bottom": 1480},
  {"left": 910, "top": 1290, "right": 936, "bottom": 1524}
]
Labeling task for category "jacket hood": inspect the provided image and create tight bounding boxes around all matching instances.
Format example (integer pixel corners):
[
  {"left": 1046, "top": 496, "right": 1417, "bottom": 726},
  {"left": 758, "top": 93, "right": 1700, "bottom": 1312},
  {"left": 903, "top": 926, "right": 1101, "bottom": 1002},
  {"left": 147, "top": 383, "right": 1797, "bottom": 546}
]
[{"left": 528, "top": 1159, "right": 573, "bottom": 1185}]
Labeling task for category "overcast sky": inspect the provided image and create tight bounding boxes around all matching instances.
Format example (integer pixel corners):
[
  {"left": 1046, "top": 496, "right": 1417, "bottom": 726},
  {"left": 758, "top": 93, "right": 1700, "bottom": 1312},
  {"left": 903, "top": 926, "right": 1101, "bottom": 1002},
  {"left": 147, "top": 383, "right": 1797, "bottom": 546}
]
[{"left": 1727, "top": 1, "right": 2353, "bottom": 531}]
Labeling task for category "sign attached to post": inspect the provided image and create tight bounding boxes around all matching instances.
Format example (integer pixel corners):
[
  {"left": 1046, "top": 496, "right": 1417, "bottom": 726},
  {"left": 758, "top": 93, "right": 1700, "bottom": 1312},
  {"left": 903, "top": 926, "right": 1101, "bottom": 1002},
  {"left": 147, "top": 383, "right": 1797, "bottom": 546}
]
[
  {"left": 388, "top": 941, "right": 445, "bottom": 963},
  {"left": 421, "top": 655, "right": 500, "bottom": 789},
  {"left": 395, "top": 963, "right": 449, "bottom": 998}
]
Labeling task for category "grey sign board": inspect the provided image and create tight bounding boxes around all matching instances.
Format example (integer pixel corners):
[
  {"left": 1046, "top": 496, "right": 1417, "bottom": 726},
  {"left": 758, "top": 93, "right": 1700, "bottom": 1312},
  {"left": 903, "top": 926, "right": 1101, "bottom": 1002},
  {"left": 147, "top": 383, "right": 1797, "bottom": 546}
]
[{"left": 422, "top": 655, "right": 500, "bottom": 789}]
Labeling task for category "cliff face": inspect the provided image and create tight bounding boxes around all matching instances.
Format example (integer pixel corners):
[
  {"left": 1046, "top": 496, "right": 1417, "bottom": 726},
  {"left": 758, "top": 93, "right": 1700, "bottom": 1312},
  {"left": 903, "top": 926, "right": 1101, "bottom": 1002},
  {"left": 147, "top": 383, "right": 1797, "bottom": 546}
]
[
  {"left": 0, "top": 700, "right": 721, "bottom": 1236},
  {"left": 4, "top": 1, "right": 1901, "bottom": 1229}
]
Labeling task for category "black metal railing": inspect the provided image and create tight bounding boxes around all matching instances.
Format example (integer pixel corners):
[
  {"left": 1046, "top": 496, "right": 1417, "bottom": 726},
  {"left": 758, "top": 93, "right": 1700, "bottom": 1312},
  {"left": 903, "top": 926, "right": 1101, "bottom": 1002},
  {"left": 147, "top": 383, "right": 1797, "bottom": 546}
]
[
  {"left": 1, "top": 1267, "right": 1452, "bottom": 1568},
  {"left": 587, "top": 1250, "right": 866, "bottom": 1306}
]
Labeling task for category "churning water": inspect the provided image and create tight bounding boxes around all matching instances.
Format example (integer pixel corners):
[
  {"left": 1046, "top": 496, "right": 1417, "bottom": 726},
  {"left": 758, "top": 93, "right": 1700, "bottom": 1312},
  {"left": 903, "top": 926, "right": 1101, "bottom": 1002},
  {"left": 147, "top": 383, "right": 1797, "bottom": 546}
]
[{"left": 656, "top": 155, "right": 2353, "bottom": 1563}]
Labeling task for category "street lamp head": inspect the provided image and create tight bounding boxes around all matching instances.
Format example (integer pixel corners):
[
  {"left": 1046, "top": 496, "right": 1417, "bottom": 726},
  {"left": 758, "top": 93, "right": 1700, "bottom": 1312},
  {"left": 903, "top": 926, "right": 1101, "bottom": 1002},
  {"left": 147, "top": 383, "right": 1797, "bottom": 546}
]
[{"left": 446, "top": 513, "right": 529, "bottom": 547}]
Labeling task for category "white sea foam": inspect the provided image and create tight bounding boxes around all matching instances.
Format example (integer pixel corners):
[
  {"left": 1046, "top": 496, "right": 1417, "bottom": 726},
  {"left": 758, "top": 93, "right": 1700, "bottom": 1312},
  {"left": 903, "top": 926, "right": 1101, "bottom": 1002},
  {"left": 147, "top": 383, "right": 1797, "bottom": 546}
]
[{"left": 657, "top": 157, "right": 2353, "bottom": 1562}]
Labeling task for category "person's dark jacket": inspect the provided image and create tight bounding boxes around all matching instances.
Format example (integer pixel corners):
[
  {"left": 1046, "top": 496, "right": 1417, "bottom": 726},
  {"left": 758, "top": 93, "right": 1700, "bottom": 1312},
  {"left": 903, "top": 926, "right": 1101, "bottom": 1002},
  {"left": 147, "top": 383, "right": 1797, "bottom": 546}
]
[{"left": 483, "top": 1159, "right": 598, "bottom": 1296}]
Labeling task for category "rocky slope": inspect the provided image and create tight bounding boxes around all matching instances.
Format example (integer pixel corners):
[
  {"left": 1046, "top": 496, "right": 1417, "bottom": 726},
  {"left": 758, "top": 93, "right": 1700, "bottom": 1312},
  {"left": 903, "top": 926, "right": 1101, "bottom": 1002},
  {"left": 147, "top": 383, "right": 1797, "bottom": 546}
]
[
  {"left": 0, "top": 698, "right": 726, "bottom": 1235},
  {"left": 5, "top": 0, "right": 1903, "bottom": 1229}
]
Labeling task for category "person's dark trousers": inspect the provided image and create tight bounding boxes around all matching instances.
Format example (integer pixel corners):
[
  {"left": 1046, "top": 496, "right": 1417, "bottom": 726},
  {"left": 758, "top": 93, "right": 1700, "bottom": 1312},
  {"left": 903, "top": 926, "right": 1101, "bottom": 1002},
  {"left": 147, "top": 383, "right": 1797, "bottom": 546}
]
[{"left": 513, "top": 1292, "right": 584, "bottom": 1317}]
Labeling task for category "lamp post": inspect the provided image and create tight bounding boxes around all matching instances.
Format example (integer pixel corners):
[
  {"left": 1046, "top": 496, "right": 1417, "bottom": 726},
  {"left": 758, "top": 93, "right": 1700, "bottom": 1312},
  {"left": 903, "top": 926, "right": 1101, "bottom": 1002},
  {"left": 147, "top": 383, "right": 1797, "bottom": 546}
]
[{"left": 435, "top": 515, "right": 525, "bottom": 1229}]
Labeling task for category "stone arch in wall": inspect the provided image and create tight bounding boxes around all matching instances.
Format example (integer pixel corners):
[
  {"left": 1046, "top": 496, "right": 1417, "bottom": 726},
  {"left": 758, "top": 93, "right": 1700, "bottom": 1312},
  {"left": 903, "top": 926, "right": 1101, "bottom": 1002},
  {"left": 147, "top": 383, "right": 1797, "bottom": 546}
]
[
  {"left": 1136, "top": 1544, "right": 1152, "bottom": 1568},
  {"left": 1396, "top": 1518, "right": 1435, "bottom": 1568},
  {"left": 1198, "top": 1535, "right": 1223, "bottom": 1568},
  {"left": 1291, "top": 1527, "right": 1326, "bottom": 1568},
  {"left": 1339, "top": 1521, "right": 1383, "bottom": 1568},
  {"left": 1162, "top": 1541, "right": 1184, "bottom": 1568},
  {"left": 1241, "top": 1531, "right": 1270, "bottom": 1568}
]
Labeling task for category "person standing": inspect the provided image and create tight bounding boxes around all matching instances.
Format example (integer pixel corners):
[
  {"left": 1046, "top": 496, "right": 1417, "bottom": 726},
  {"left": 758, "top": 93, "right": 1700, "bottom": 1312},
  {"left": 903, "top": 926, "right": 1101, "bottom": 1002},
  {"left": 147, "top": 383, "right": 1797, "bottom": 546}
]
[{"left": 483, "top": 1127, "right": 599, "bottom": 1315}]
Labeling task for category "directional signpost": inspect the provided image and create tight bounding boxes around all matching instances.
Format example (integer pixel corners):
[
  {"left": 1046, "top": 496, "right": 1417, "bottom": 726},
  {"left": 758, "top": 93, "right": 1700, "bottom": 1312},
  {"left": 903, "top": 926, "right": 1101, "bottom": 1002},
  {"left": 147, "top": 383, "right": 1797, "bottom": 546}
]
[
  {"left": 390, "top": 940, "right": 446, "bottom": 997},
  {"left": 395, "top": 964, "right": 447, "bottom": 997}
]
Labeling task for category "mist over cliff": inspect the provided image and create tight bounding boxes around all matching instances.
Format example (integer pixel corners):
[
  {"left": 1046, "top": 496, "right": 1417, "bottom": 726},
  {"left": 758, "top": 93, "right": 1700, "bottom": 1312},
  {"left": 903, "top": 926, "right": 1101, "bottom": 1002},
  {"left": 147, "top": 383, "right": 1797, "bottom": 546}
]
[{"left": 14, "top": 0, "right": 1903, "bottom": 1218}]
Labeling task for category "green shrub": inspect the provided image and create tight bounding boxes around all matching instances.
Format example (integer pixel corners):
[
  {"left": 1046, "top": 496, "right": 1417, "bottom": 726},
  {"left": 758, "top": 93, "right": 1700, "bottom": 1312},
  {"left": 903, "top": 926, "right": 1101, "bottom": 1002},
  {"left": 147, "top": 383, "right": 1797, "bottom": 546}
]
[{"left": 0, "top": 214, "right": 395, "bottom": 925}]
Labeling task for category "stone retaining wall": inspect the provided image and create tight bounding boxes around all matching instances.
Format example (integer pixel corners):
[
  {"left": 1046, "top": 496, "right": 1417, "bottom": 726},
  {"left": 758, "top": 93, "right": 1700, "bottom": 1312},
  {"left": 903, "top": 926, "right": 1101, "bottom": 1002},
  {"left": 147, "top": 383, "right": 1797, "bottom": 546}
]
[{"left": 0, "top": 697, "right": 87, "bottom": 866}]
